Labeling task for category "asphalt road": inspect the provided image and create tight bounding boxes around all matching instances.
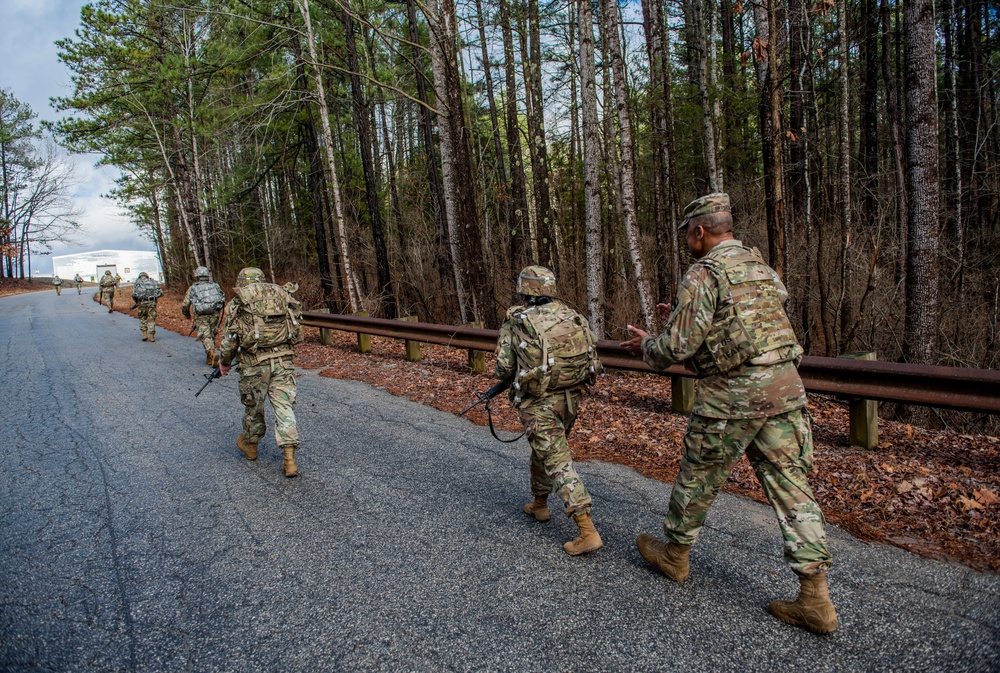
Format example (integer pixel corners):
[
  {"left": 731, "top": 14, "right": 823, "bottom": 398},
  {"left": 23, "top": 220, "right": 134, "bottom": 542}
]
[{"left": 1, "top": 289, "right": 997, "bottom": 673}]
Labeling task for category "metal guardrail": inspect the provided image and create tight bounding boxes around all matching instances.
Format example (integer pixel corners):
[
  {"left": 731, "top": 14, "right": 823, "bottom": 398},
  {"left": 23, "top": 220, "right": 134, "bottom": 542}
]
[{"left": 300, "top": 312, "right": 1000, "bottom": 414}]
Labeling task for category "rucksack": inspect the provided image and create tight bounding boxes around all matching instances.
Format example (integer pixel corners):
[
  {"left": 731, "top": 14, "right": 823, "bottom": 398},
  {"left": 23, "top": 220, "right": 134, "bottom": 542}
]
[
  {"left": 232, "top": 282, "right": 303, "bottom": 354},
  {"left": 190, "top": 281, "right": 226, "bottom": 316},
  {"left": 508, "top": 301, "right": 603, "bottom": 398},
  {"left": 131, "top": 276, "right": 162, "bottom": 302}
]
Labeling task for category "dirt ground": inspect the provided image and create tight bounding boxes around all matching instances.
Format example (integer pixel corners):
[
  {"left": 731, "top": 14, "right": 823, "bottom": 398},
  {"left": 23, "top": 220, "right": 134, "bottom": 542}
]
[{"left": 67, "top": 285, "right": 1000, "bottom": 573}]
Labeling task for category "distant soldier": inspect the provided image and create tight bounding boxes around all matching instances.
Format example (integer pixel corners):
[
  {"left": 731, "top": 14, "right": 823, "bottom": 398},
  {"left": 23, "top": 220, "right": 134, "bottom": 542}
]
[
  {"left": 114, "top": 273, "right": 122, "bottom": 288},
  {"left": 219, "top": 267, "right": 304, "bottom": 478},
  {"left": 99, "top": 270, "right": 116, "bottom": 312},
  {"left": 495, "top": 266, "right": 605, "bottom": 556},
  {"left": 73, "top": 273, "right": 84, "bottom": 295},
  {"left": 622, "top": 193, "right": 838, "bottom": 634},
  {"left": 181, "top": 266, "right": 226, "bottom": 367},
  {"left": 52, "top": 275, "right": 62, "bottom": 296},
  {"left": 131, "top": 271, "right": 163, "bottom": 342}
]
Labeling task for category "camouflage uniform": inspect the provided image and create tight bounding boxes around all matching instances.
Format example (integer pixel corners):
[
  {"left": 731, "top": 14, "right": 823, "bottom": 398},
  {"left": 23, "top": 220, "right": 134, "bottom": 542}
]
[
  {"left": 496, "top": 269, "right": 602, "bottom": 520},
  {"left": 74, "top": 274, "right": 84, "bottom": 295},
  {"left": 640, "top": 237, "right": 832, "bottom": 577},
  {"left": 220, "top": 271, "right": 302, "bottom": 454},
  {"left": 99, "top": 272, "right": 116, "bottom": 310},
  {"left": 181, "top": 270, "right": 225, "bottom": 363},
  {"left": 132, "top": 273, "right": 161, "bottom": 340},
  {"left": 53, "top": 276, "right": 62, "bottom": 295}
]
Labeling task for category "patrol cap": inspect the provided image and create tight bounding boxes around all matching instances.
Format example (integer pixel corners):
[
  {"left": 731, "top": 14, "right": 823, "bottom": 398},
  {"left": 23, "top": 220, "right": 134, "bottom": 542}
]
[
  {"left": 517, "top": 265, "right": 557, "bottom": 297},
  {"left": 679, "top": 193, "right": 730, "bottom": 229}
]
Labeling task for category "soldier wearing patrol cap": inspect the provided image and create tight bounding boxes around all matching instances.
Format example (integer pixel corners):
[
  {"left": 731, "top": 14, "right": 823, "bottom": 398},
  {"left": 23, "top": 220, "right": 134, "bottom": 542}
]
[
  {"left": 621, "top": 193, "right": 839, "bottom": 634},
  {"left": 495, "top": 266, "right": 605, "bottom": 556}
]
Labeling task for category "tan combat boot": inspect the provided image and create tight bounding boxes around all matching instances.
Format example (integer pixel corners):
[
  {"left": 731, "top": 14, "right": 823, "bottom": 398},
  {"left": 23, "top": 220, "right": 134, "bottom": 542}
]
[
  {"left": 210, "top": 351, "right": 220, "bottom": 367},
  {"left": 205, "top": 351, "right": 213, "bottom": 365},
  {"left": 636, "top": 533, "right": 691, "bottom": 582},
  {"left": 141, "top": 331, "right": 148, "bottom": 341},
  {"left": 563, "top": 512, "right": 603, "bottom": 556},
  {"left": 149, "top": 332, "right": 155, "bottom": 342},
  {"left": 768, "top": 572, "right": 839, "bottom": 634},
  {"left": 523, "top": 496, "right": 551, "bottom": 522},
  {"left": 237, "top": 434, "right": 258, "bottom": 461},
  {"left": 282, "top": 446, "right": 299, "bottom": 478}
]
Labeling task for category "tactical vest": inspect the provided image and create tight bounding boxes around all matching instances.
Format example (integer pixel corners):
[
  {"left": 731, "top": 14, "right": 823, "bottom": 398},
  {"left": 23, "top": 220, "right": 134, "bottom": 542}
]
[
  {"left": 231, "top": 283, "right": 303, "bottom": 357},
  {"left": 507, "top": 300, "right": 602, "bottom": 401},
  {"left": 691, "top": 243, "right": 798, "bottom": 377},
  {"left": 189, "top": 281, "right": 226, "bottom": 315},
  {"left": 131, "top": 277, "right": 162, "bottom": 302}
]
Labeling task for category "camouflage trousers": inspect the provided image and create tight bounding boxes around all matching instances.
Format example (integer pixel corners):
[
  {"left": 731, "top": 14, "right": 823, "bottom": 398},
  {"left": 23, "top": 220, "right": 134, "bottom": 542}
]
[
  {"left": 75, "top": 283, "right": 82, "bottom": 295},
  {"left": 238, "top": 356, "right": 299, "bottom": 448},
  {"left": 664, "top": 409, "right": 833, "bottom": 576},
  {"left": 101, "top": 289, "right": 115, "bottom": 308},
  {"left": 55, "top": 285, "right": 61, "bottom": 295},
  {"left": 192, "top": 312, "right": 220, "bottom": 354},
  {"left": 519, "top": 388, "right": 592, "bottom": 518},
  {"left": 136, "top": 302, "right": 156, "bottom": 335}
]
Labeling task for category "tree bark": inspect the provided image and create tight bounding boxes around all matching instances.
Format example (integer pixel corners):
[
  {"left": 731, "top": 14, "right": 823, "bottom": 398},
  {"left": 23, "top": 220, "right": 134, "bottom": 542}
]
[{"left": 579, "top": 0, "right": 604, "bottom": 337}]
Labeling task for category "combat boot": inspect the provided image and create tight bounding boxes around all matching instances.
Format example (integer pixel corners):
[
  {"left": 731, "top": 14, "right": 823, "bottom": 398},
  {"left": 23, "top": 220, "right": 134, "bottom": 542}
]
[
  {"left": 636, "top": 533, "right": 691, "bottom": 582},
  {"left": 563, "top": 512, "right": 603, "bottom": 556},
  {"left": 237, "top": 434, "right": 258, "bottom": 461},
  {"left": 768, "top": 572, "right": 839, "bottom": 634},
  {"left": 282, "top": 446, "right": 298, "bottom": 478},
  {"left": 205, "top": 351, "right": 213, "bottom": 365},
  {"left": 141, "top": 331, "right": 148, "bottom": 341},
  {"left": 523, "top": 496, "right": 551, "bottom": 522},
  {"left": 210, "top": 351, "right": 220, "bottom": 367},
  {"left": 149, "top": 332, "right": 155, "bottom": 342}
]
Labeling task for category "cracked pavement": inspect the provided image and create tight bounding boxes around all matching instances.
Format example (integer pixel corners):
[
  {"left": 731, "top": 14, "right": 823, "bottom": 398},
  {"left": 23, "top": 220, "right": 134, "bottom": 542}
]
[{"left": 1, "top": 289, "right": 998, "bottom": 672}]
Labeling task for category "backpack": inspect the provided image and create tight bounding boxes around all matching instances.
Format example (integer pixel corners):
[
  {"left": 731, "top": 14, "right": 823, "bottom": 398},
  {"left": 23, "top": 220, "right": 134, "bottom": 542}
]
[
  {"left": 232, "top": 283, "right": 303, "bottom": 354},
  {"left": 189, "top": 281, "right": 226, "bottom": 316},
  {"left": 131, "top": 276, "right": 162, "bottom": 302},
  {"left": 509, "top": 301, "right": 603, "bottom": 398}
]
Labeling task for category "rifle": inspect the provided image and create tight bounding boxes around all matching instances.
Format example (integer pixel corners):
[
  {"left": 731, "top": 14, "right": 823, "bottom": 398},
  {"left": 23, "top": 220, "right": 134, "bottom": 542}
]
[
  {"left": 195, "top": 365, "right": 223, "bottom": 397},
  {"left": 459, "top": 377, "right": 524, "bottom": 443}
]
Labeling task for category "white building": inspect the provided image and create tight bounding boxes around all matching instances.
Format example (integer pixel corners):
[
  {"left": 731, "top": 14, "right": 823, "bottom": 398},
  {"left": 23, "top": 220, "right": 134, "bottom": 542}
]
[{"left": 51, "top": 250, "right": 163, "bottom": 283}]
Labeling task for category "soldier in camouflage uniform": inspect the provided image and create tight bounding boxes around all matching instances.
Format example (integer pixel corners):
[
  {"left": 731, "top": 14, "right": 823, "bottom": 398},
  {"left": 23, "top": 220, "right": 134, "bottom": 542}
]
[
  {"left": 74, "top": 274, "right": 84, "bottom": 295},
  {"left": 219, "top": 267, "right": 303, "bottom": 478},
  {"left": 181, "top": 266, "right": 225, "bottom": 367},
  {"left": 52, "top": 275, "right": 62, "bottom": 296},
  {"left": 622, "top": 193, "right": 839, "bottom": 634},
  {"left": 496, "top": 266, "right": 605, "bottom": 556},
  {"left": 99, "top": 270, "right": 116, "bottom": 312},
  {"left": 131, "top": 271, "right": 162, "bottom": 342}
]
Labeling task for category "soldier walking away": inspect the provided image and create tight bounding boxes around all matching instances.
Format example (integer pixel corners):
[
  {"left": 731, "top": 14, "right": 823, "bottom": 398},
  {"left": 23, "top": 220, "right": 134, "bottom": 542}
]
[
  {"left": 73, "top": 273, "right": 84, "bottom": 295},
  {"left": 52, "top": 275, "right": 62, "bottom": 296},
  {"left": 496, "top": 266, "right": 605, "bottom": 556},
  {"left": 181, "top": 266, "right": 226, "bottom": 367},
  {"left": 622, "top": 193, "right": 838, "bottom": 634},
  {"left": 99, "top": 270, "right": 116, "bottom": 312},
  {"left": 219, "top": 267, "right": 304, "bottom": 478},
  {"left": 131, "top": 272, "right": 163, "bottom": 342}
]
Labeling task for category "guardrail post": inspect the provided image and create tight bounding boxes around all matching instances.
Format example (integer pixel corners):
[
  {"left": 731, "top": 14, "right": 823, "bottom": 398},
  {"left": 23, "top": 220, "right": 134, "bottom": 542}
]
[
  {"left": 356, "top": 311, "right": 372, "bottom": 354},
  {"left": 671, "top": 376, "right": 695, "bottom": 414},
  {"left": 464, "top": 321, "right": 486, "bottom": 373},
  {"left": 314, "top": 308, "right": 335, "bottom": 346},
  {"left": 398, "top": 315, "right": 422, "bottom": 362},
  {"left": 838, "top": 351, "right": 878, "bottom": 449}
]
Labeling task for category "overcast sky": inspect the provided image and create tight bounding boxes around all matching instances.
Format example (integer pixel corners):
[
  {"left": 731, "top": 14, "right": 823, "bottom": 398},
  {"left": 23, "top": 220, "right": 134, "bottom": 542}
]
[{"left": 0, "top": 0, "right": 151, "bottom": 275}]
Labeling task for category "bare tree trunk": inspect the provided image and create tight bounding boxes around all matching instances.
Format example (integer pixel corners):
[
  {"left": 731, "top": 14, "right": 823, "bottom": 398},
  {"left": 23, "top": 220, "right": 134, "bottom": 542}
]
[
  {"left": 902, "top": 0, "right": 941, "bottom": 367},
  {"left": 293, "top": 0, "right": 360, "bottom": 312},
  {"left": 691, "top": 0, "right": 721, "bottom": 191},
  {"left": 602, "top": 0, "right": 655, "bottom": 333},
  {"left": 881, "top": 0, "right": 907, "bottom": 292},
  {"left": 525, "top": 0, "right": 555, "bottom": 269},
  {"left": 836, "top": 0, "right": 853, "bottom": 349},
  {"left": 498, "top": 0, "right": 530, "bottom": 274},
  {"left": 579, "top": 0, "right": 604, "bottom": 337}
]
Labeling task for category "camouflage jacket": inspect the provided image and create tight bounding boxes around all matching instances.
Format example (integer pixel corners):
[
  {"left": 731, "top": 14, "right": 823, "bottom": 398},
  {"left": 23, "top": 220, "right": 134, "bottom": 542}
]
[
  {"left": 99, "top": 275, "right": 116, "bottom": 290},
  {"left": 220, "top": 284, "right": 302, "bottom": 367},
  {"left": 640, "top": 239, "right": 806, "bottom": 419}
]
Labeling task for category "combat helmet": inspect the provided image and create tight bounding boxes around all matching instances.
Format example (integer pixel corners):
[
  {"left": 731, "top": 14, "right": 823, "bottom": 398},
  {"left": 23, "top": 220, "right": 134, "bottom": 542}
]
[
  {"left": 517, "top": 265, "right": 557, "bottom": 297},
  {"left": 236, "top": 267, "right": 265, "bottom": 288},
  {"left": 104, "top": 270, "right": 112, "bottom": 275},
  {"left": 138, "top": 272, "right": 149, "bottom": 279},
  {"left": 194, "top": 266, "right": 211, "bottom": 280}
]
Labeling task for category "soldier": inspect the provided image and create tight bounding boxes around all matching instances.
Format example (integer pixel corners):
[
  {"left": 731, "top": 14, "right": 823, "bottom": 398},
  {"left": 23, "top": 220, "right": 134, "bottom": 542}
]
[
  {"left": 114, "top": 273, "right": 122, "bottom": 288},
  {"left": 52, "top": 275, "right": 62, "bottom": 296},
  {"left": 621, "top": 193, "right": 838, "bottom": 634},
  {"left": 496, "top": 266, "right": 605, "bottom": 556},
  {"left": 219, "top": 267, "right": 304, "bottom": 478},
  {"left": 181, "top": 266, "right": 226, "bottom": 367},
  {"left": 73, "top": 273, "right": 84, "bottom": 295},
  {"left": 131, "top": 271, "right": 162, "bottom": 342},
  {"left": 99, "top": 270, "right": 116, "bottom": 312}
]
